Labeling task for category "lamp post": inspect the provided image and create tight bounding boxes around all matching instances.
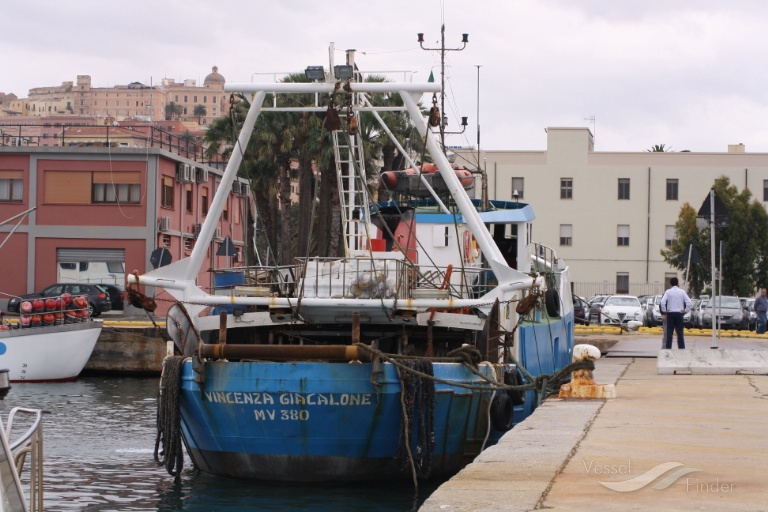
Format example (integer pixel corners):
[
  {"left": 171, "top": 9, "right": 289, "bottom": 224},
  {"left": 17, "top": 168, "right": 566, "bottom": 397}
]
[
  {"left": 417, "top": 26, "right": 468, "bottom": 151},
  {"left": 475, "top": 64, "right": 481, "bottom": 171}
]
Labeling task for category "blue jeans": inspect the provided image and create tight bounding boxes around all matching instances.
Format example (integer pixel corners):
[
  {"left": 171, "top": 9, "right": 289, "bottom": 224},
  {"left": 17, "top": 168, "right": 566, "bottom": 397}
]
[
  {"left": 757, "top": 311, "right": 767, "bottom": 334},
  {"left": 664, "top": 312, "right": 685, "bottom": 349}
]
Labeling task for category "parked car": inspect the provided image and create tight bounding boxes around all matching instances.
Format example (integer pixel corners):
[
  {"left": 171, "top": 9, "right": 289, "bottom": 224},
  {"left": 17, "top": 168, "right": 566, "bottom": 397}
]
[
  {"left": 638, "top": 295, "right": 653, "bottom": 325},
  {"left": 646, "top": 294, "right": 692, "bottom": 327},
  {"left": 573, "top": 295, "right": 590, "bottom": 325},
  {"left": 98, "top": 283, "right": 125, "bottom": 311},
  {"left": 687, "top": 299, "right": 700, "bottom": 328},
  {"left": 599, "top": 295, "right": 643, "bottom": 325},
  {"left": 699, "top": 296, "right": 748, "bottom": 330},
  {"left": 6, "top": 283, "right": 112, "bottom": 317},
  {"left": 746, "top": 299, "right": 757, "bottom": 331},
  {"left": 586, "top": 295, "right": 610, "bottom": 323},
  {"left": 643, "top": 295, "right": 662, "bottom": 326},
  {"left": 691, "top": 299, "right": 709, "bottom": 328}
]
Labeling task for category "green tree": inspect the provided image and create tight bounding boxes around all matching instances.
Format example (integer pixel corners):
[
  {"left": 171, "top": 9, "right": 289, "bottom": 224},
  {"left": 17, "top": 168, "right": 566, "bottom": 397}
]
[
  {"left": 164, "top": 102, "right": 183, "bottom": 121},
  {"left": 660, "top": 203, "right": 709, "bottom": 296},
  {"left": 645, "top": 144, "right": 670, "bottom": 152},
  {"left": 193, "top": 104, "right": 207, "bottom": 124},
  {"left": 204, "top": 95, "right": 279, "bottom": 265},
  {"left": 662, "top": 177, "right": 768, "bottom": 296}
]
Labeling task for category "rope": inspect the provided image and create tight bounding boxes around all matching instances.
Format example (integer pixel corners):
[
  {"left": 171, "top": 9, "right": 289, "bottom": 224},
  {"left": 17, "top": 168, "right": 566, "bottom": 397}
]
[
  {"left": 154, "top": 355, "right": 185, "bottom": 483},
  {"left": 355, "top": 342, "right": 594, "bottom": 401},
  {"left": 396, "top": 359, "right": 435, "bottom": 487}
]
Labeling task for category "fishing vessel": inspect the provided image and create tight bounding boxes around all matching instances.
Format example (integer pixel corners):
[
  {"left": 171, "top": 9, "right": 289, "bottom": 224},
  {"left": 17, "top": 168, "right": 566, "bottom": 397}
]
[
  {"left": 0, "top": 319, "right": 102, "bottom": 382},
  {"left": 137, "top": 52, "right": 574, "bottom": 482}
]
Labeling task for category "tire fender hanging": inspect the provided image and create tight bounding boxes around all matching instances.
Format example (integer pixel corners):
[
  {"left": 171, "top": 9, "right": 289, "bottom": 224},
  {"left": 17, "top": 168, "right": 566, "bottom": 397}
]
[
  {"left": 504, "top": 368, "right": 526, "bottom": 406},
  {"left": 545, "top": 288, "right": 560, "bottom": 318},
  {"left": 490, "top": 393, "right": 514, "bottom": 432}
]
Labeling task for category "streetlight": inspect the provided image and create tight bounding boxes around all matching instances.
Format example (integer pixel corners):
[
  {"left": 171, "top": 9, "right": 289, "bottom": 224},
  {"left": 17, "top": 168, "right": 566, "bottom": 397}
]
[
  {"left": 417, "top": 26, "right": 469, "bottom": 151},
  {"left": 475, "top": 64, "right": 481, "bottom": 172}
]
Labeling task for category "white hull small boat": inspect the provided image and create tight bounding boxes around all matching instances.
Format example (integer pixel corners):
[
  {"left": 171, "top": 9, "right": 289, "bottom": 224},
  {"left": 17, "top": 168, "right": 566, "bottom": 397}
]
[{"left": 0, "top": 321, "right": 101, "bottom": 382}]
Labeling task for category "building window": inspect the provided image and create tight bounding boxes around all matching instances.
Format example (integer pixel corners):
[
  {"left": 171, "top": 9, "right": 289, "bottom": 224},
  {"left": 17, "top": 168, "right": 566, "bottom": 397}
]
[
  {"left": 764, "top": 180, "right": 768, "bottom": 201},
  {"left": 201, "top": 186, "right": 209, "bottom": 216},
  {"left": 616, "top": 273, "right": 629, "bottom": 294},
  {"left": 92, "top": 183, "right": 140, "bottom": 203},
  {"left": 560, "top": 178, "right": 573, "bottom": 199},
  {"left": 559, "top": 224, "right": 572, "bottom": 246},
  {"left": 665, "top": 225, "right": 675, "bottom": 247},
  {"left": 161, "top": 176, "right": 174, "bottom": 209},
  {"left": 223, "top": 199, "right": 229, "bottom": 221},
  {"left": 45, "top": 171, "right": 141, "bottom": 204},
  {"left": 618, "top": 178, "right": 630, "bottom": 200},
  {"left": 185, "top": 184, "right": 193, "bottom": 214},
  {"left": 184, "top": 237, "right": 192, "bottom": 251},
  {"left": 161, "top": 234, "right": 170, "bottom": 248},
  {"left": 0, "top": 172, "right": 23, "bottom": 202},
  {"left": 617, "top": 225, "right": 629, "bottom": 246},
  {"left": 666, "top": 179, "right": 678, "bottom": 200},
  {"left": 511, "top": 177, "right": 524, "bottom": 199}
]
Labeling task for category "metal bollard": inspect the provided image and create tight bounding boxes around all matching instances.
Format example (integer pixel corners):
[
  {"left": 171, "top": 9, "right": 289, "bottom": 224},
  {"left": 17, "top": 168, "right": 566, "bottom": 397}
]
[{"left": 558, "top": 344, "right": 618, "bottom": 399}]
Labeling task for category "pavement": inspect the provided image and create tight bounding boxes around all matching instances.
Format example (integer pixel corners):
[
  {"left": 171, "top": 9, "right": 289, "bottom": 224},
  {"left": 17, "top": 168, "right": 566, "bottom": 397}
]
[{"left": 420, "top": 334, "right": 768, "bottom": 512}]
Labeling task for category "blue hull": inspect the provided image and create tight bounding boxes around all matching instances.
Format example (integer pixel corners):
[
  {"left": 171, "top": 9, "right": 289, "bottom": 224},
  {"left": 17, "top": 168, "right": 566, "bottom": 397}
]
[{"left": 179, "top": 361, "right": 495, "bottom": 481}]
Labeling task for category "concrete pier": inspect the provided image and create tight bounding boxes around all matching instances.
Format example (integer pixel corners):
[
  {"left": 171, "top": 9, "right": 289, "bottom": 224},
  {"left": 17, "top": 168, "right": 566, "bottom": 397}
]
[{"left": 421, "top": 335, "right": 768, "bottom": 512}]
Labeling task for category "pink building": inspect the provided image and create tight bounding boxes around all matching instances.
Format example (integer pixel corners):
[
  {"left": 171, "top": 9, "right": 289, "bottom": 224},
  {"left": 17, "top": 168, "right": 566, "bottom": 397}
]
[
  {"left": 3, "top": 66, "right": 227, "bottom": 126},
  {"left": 0, "top": 145, "right": 250, "bottom": 316}
]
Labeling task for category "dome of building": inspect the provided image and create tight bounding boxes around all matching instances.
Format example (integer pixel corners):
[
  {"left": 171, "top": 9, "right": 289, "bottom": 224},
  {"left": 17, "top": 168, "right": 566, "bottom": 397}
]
[{"left": 204, "top": 66, "right": 225, "bottom": 86}]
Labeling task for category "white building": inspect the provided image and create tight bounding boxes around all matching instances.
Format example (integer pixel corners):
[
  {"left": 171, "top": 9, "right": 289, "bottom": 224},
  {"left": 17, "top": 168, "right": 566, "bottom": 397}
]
[{"left": 457, "top": 128, "right": 768, "bottom": 297}]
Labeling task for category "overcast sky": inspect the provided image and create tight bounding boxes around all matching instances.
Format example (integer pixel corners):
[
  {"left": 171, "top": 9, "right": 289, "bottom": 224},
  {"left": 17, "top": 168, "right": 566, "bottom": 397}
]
[{"left": 3, "top": 0, "right": 768, "bottom": 153}]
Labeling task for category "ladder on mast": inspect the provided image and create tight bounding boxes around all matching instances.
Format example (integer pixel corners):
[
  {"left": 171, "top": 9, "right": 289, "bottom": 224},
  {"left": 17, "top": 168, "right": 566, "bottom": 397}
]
[{"left": 332, "top": 130, "right": 371, "bottom": 256}]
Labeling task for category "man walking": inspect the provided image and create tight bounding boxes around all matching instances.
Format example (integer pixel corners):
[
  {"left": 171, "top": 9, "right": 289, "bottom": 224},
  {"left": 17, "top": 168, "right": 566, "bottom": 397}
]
[
  {"left": 660, "top": 277, "right": 692, "bottom": 349},
  {"left": 755, "top": 288, "right": 768, "bottom": 334}
]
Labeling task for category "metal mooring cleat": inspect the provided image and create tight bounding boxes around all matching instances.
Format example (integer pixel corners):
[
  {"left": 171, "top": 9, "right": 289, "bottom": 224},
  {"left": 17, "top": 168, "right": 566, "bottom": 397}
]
[{"left": 558, "top": 344, "right": 618, "bottom": 399}]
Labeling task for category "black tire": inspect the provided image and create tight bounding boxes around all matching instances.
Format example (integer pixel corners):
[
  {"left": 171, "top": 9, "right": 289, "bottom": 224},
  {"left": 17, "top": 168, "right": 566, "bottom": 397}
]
[
  {"left": 490, "top": 393, "right": 514, "bottom": 432},
  {"left": 88, "top": 303, "right": 99, "bottom": 317},
  {"left": 545, "top": 289, "right": 560, "bottom": 317},
  {"left": 504, "top": 369, "right": 526, "bottom": 406}
]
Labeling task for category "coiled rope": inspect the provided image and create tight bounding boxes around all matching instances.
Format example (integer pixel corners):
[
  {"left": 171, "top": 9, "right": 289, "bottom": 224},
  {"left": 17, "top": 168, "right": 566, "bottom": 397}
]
[{"left": 154, "top": 355, "right": 185, "bottom": 483}]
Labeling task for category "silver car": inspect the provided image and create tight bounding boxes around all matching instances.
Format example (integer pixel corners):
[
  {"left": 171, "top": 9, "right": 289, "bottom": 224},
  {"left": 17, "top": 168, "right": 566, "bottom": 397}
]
[
  {"left": 699, "top": 296, "right": 748, "bottom": 330},
  {"left": 647, "top": 294, "right": 691, "bottom": 327}
]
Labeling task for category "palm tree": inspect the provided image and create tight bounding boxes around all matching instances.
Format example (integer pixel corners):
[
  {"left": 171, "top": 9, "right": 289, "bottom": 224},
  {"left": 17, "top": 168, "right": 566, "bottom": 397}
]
[
  {"left": 204, "top": 96, "right": 280, "bottom": 264},
  {"left": 193, "top": 105, "right": 207, "bottom": 124},
  {"left": 164, "top": 102, "right": 183, "bottom": 121}
]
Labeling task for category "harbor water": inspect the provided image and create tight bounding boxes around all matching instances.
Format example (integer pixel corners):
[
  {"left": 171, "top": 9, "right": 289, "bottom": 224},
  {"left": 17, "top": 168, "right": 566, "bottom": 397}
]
[{"left": 3, "top": 376, "right": 441, "bottom": 511}]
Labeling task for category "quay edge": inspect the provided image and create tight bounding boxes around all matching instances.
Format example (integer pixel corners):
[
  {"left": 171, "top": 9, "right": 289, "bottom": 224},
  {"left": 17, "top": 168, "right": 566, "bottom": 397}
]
[{"left": 83, "top": 318, "right": 166, "bottom": 376}]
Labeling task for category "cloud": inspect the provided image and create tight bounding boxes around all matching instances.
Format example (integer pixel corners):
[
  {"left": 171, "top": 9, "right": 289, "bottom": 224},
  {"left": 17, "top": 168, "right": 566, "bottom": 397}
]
[{"left": 3, "top": 0, "right": 768, "bottom": 152}]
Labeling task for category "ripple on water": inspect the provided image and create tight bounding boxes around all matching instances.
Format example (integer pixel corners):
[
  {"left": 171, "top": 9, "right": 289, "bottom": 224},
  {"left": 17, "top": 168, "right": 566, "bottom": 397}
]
[{"left": 5, "top": 377, "right": 441, "bottom": 512}]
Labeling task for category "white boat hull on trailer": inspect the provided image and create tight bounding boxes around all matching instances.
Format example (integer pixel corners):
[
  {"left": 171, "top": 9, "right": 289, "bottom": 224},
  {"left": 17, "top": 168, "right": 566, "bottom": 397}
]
[{"left": 0, "top": 321, "right": 101, "bottom": 382}]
